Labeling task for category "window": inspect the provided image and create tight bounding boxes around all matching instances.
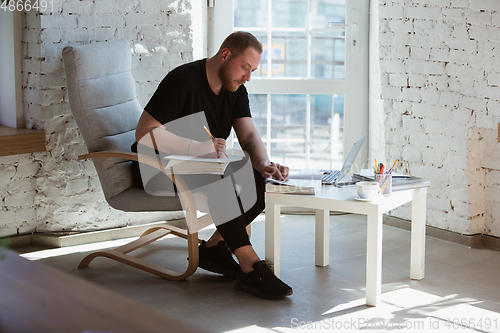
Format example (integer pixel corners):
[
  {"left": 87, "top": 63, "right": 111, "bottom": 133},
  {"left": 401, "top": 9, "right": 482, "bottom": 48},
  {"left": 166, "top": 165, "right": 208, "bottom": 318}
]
[
  {"left": 210, "top": 0, "right": 369, "bottom": 171},
  {"left": 0, "top": 9, "right": 23, "bottom": 128},
  {"left": 0, "top": 9, "right": 45, "bottom": 156}
]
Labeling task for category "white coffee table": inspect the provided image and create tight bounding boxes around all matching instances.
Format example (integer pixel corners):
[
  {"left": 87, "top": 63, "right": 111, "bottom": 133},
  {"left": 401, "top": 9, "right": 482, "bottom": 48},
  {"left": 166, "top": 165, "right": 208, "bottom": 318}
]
[{"left": 264, "top": 183, "right": 427, "bottom": 306}]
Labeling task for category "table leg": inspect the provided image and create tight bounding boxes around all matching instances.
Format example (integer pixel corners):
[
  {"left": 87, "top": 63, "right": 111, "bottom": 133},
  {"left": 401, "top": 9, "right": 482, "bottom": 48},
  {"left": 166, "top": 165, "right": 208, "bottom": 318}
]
[
  {"left": 411, "top": 188, "right": 427, "bottom": 280},
  {"left": 366, "top": 213, "right": 383, "bottom": 307},
  {"left": 315, "top": 209, "right": 329, "bottom": 267},
  {"left": 265, "top": 202, "right": 281, "bottom": 278}
]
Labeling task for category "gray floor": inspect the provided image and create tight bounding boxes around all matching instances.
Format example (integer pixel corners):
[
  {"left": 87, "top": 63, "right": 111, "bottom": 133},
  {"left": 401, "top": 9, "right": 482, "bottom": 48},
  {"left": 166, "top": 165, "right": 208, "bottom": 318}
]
[{"left": 17, "top": 213, "right": 500, "bottom": 333}]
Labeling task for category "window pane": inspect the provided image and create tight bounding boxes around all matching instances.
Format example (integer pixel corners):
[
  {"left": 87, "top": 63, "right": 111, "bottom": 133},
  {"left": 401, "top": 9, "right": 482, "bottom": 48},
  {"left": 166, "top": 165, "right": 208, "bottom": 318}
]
[
  {"left": 311, "top": 31, "right": 345, "bottom": 79},
  {"left": 311, "top": 94, "right": 332, "bottom": 127},
  {"left": 310, "top": 94, "right": 332, "bottom": 154},
  {"left": 249, "top": 94, "right": 267, "bottom": 137},
  {"left": 311, "top": 0, "right": 346, "bottom": 29},
  {"left": 333, "top": 94, "right": 345, "bottom": 169},
  {"left": 334, "top": 38, "right": 346, "bottom": 79},
  {"left": 270, "top": 96, "right": 306, "bottom": 167},
  {"left": 252, "top": 32, "right": 268, "bottom": 78},
  {"left": 271, "top": 148, "right": 309, "bottom": 170},
  {"left": 234, "top": 0, "right": 268, "bottom": 28},
  {"left": 270, "top": 94, "right": 306, "bottom": 128},
  {"left": 270, "top": 32, "right": 307, "bottom": 78},
  {"left": 272, "top": 0, "right": 308, "bottom": 28},
  {"left": 310, "top": 94, "right": 344, "bottom": 169},
  {"left": 235, "top": 0, "right": 347, "bottom": 80},
  {"left": 255, "top": 93, "right": 345, "bottom": 171}
]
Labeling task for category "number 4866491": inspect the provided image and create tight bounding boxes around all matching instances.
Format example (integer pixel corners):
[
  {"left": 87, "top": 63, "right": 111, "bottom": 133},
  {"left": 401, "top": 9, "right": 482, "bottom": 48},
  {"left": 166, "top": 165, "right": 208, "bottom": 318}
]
[{"left": 1, "top": 0, "right": 54, "bottom": 12}]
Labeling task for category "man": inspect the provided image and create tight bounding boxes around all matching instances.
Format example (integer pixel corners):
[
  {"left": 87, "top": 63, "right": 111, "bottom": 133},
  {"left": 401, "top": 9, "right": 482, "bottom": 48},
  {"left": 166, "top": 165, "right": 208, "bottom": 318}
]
[{"left": 131, "top": 32, "right": 292, "bottom": 299}]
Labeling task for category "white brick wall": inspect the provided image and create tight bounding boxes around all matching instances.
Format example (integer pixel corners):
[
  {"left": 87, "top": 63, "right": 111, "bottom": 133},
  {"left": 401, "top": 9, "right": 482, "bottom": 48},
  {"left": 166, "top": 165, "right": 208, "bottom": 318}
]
[
  {"left": 372, "top": 0, "right": 500, "bottom": 237},
  {"left": 0, "top": 0, "right": 193, "bottom": 237}
]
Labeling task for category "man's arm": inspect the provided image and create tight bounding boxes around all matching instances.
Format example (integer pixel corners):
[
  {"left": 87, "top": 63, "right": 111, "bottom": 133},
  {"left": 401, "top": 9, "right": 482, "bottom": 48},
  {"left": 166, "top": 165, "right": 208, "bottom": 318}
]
[
  {"left": 135, "top": 110, "right": 226, "bottom": 157},
  {"left": 233, "top": 117, "right": 288, "bottom": 180}
]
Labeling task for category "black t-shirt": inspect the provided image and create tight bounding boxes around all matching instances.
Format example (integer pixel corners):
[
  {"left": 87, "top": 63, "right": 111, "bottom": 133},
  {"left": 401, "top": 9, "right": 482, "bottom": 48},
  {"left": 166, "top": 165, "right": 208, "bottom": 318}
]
[{"left": 144, "top": 58, "right": 251, "bottom": 140}]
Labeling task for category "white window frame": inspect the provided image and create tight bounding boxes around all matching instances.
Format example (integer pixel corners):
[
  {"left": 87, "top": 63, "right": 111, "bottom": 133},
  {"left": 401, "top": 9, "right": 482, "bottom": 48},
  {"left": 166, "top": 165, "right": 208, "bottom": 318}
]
[
  {"left": 208, "top": 0, "right": 369, "bottom": 170},
  {"left": 0, "top": 9, "right": 23, "bottom": 128}
]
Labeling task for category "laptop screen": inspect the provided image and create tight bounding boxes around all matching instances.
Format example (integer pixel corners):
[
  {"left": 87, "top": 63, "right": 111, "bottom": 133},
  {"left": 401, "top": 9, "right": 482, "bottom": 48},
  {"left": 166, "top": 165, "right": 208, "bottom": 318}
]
[{"left": 336, "top": 134, "right": 367, "bottom": 182}]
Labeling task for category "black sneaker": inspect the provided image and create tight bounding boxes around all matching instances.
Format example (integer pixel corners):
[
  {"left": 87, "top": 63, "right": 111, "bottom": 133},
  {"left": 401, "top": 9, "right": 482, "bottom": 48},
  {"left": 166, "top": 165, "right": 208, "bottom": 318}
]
[
  {"left": 234, "top": 260, "right": 293, "bottom": 299},
  {"left": 198, "top": 240, "right": 242, "bottom": 278}
]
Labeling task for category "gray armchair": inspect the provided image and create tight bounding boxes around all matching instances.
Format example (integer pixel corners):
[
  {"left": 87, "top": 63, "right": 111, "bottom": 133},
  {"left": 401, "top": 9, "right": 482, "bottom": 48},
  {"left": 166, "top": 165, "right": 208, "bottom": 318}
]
[{"left": 62, "top": 39, "right": 213, "bottom": 280}]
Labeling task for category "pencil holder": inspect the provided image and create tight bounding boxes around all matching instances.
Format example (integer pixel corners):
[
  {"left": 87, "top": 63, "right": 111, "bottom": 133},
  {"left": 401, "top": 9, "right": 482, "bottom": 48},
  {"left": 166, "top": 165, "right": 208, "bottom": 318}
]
[{"left": 375, "top": 173, "right": 392, "bottom": 196}]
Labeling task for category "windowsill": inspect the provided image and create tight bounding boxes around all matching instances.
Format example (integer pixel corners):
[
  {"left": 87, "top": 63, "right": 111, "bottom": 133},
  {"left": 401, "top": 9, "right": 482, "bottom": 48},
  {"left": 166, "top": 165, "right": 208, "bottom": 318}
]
[{"left": 0, "top": 126, "right": 46, "bottom": 157}]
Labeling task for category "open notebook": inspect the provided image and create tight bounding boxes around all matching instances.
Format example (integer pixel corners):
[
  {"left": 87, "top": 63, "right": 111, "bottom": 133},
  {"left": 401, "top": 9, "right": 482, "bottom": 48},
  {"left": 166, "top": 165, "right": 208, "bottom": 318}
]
[{"left": 164, "top": 154, "right": 244, "bottom": 175}]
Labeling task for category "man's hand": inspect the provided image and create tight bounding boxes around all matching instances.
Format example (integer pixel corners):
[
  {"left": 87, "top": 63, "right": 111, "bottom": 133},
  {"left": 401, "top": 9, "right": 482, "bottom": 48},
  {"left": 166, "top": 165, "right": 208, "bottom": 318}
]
[
  {"left": 212, "top": 137, "right": 227, "bottom": 158},
  {"left": 188, "top": 138, "right": 226, "bottom": 158},
  {"left": 260, "top": 162, "right": 289, "bottom": 181}
]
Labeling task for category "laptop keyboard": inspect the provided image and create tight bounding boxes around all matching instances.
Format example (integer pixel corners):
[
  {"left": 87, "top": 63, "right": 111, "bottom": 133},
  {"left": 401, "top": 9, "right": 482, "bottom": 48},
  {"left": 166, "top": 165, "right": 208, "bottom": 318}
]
[{"left": 321, "top": 170, "right": 340, "bottom": 183}]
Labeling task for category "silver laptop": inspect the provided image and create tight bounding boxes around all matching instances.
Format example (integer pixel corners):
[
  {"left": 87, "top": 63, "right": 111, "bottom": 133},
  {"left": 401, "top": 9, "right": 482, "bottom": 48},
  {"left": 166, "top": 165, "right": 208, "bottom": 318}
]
[{"left": 322, "top": 134, "right": 367, "bottom": 184}]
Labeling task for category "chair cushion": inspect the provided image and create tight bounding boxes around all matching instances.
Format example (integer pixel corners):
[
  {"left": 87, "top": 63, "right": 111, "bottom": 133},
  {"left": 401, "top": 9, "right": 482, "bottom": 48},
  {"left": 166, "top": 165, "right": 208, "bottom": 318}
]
[
  {"left": 63, "top": 40, "right": 142, "bottom": 200},
  {"left": 107, "top": 187, "right": 184, "bottom": 212}
]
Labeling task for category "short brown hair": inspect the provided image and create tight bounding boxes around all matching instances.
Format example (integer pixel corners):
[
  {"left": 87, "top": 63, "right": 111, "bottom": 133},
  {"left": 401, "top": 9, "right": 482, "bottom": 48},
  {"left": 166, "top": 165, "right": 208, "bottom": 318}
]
[{"left": 217, "top": 31, "right": 263, "bottom": 58}]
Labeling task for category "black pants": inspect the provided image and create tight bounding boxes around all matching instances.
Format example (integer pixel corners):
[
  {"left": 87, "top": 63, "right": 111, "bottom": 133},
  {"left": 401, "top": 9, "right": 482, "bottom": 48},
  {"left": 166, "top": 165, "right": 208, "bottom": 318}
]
[
  {"left": 131, "top": 148, "right": 266, "bottom": 252},
  {"left": 215, "top": 166, "right": 266, "bottom": 251}
]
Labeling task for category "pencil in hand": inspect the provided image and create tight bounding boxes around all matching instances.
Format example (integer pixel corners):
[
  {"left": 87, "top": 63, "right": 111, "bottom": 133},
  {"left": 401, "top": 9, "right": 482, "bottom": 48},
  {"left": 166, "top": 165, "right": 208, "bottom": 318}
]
[
  {"left": 204, "top": 126, "right": 214, "bottom": 139},
  {"left": 203, "top": 126, "right": 228, "bottom": 157}
]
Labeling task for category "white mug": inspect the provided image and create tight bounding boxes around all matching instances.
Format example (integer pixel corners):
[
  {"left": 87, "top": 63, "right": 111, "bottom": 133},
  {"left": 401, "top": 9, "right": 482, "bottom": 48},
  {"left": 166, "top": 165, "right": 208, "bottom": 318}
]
[{"left": 356, "top": 181, "right": 380, "bottom": 199}]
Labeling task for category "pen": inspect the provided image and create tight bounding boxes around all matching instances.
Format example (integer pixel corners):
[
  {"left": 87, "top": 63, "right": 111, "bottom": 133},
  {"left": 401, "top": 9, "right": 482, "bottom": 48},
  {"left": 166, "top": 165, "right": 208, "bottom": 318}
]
[
  {"left": 379, "top": 163, "right": 385, "bottom": 174},
  {"left": 387, "top": 159, "right": 398, "bottom": 174},
  {"left": 204, "top": 126, "right": 228, "bottom": 157}
]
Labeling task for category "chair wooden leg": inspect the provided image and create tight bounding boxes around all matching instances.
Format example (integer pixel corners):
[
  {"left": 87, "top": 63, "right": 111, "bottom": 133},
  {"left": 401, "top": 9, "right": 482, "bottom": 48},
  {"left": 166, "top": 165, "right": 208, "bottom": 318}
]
[
  {"left": 140, "top": 225, "right": 203, "bottom": 244},
  {"left": 78, "top": 228, "right": 200, "bottom": 281}
]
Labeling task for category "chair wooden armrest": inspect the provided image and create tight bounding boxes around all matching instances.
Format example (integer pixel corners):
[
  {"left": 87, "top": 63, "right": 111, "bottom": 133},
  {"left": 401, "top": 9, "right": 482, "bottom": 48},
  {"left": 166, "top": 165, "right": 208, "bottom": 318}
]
[
  {"left": 79, "top": 151, "right": 164, "bottom": 172},
  {"left": 78, "top": 150, "right": 193, "bottom": 197},
  {"left": 78, "top": 150, "right": 140, "bottom": 161}
]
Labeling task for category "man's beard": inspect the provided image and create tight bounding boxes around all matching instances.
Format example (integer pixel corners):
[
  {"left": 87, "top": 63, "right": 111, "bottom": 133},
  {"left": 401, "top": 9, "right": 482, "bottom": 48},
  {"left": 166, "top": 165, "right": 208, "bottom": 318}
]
[{"left": 218, "top": 59, "right": 241, "bottom": 92}]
